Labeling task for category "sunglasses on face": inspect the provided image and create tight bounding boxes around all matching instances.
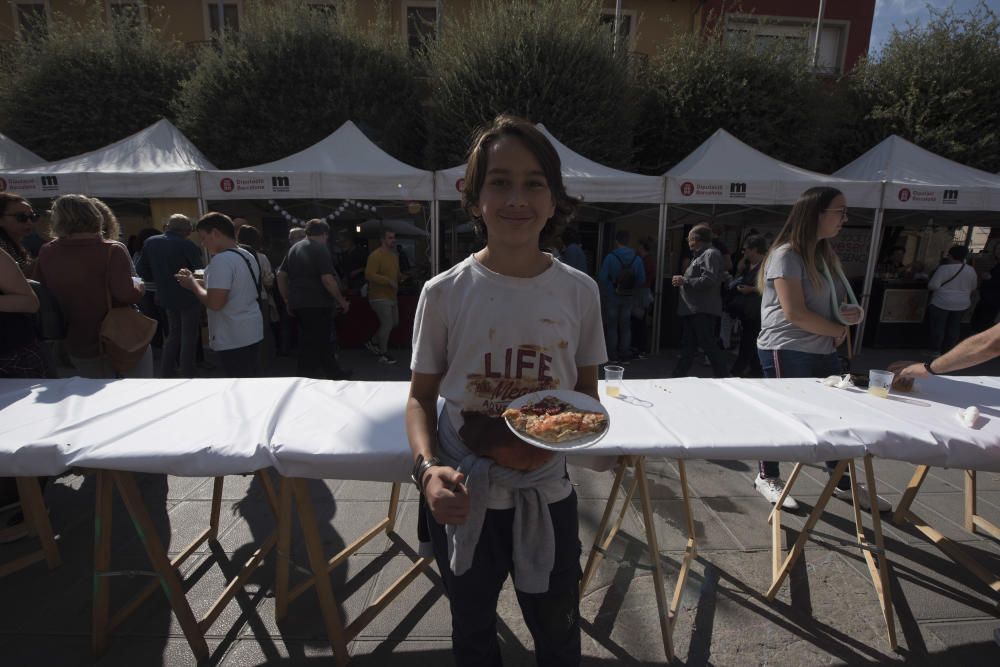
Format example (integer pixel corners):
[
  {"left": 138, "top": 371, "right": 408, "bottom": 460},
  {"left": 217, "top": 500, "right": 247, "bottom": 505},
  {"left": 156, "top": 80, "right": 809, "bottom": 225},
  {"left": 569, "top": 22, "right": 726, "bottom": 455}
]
[{"left": 4, "top": 212, "right": 39, "bottom": 223}]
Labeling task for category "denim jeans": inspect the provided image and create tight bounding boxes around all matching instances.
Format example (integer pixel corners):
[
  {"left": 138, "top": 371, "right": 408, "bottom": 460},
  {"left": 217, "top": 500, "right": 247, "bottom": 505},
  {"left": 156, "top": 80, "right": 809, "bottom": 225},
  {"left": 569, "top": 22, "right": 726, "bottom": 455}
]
[
  {"left": 603, "top": 294, "right": 633, "bottom": 360},
  {"left": 426, "top": 490, "right": 582, "bottom": 667},
  {"left": 162, "top": 303, "right": 202, "bottom": 378},
  {"left": 757, "top": 348, "right": 846, "bottom": 485}
]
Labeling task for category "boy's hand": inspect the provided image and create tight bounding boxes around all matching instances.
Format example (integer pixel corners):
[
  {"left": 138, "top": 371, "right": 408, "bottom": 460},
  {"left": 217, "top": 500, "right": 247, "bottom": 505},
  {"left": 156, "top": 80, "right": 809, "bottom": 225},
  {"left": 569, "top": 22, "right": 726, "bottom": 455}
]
[{"left": 424, "top": 467, "right": 469, "bottom": 525}]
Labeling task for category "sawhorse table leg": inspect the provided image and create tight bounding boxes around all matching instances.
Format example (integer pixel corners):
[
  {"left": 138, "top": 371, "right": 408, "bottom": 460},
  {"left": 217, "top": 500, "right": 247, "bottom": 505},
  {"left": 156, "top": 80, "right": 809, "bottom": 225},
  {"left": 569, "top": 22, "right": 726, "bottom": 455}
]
[
  {"left": 892, "top": 465, "right": 1000, "bottom": 595},
  {"left": 767, "top": 456, "right": 896, "bottom": 650},
  {"left": 91, "top": 470, "right": 278, "bottom": 660},
  {"left": 580, "top": 455, "right": 697, "bottom": 663},
  {"left": 0, "top": 476, "right": 60, "bottom": 578},
  {"left": 274, "top": 478, "right": 431, "bottom": 666}
]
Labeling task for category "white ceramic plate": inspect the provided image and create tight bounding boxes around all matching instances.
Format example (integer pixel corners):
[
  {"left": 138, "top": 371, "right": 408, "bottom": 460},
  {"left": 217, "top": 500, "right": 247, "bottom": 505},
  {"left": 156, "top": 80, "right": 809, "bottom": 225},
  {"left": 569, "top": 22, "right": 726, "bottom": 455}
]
[{"left": 503, "top": 389, "right": 610, "bottom": 451}]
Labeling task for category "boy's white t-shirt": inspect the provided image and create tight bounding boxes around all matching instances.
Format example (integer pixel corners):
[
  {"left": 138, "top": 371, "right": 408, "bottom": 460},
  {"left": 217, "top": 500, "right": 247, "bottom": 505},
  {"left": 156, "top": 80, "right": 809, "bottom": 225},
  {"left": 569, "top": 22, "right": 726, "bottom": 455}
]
[
  {"left": 204, "top": 247, "right": 264, "bottom": 351},
  {"left": 411, "top": 254, "right": 608, "bottom": 433}
]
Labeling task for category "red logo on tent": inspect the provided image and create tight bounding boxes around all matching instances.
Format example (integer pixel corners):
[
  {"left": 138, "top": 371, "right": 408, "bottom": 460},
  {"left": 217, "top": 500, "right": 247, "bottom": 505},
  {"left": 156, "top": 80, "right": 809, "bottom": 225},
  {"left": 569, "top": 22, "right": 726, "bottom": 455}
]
[
  {"left": 220, "top": 178, "right": 235, "bottom": 193},
  {"left": 898, "top": 188, "right": 911, "bottom": 202},
  {"left": 455, "top": 178, "right": 465, "bottom": 193},
  {"left": 0, "top": 178, "right": 6, "bottom": 192},
  {"left": 680, "top": 182, "right": 695, "bottom": 197}
]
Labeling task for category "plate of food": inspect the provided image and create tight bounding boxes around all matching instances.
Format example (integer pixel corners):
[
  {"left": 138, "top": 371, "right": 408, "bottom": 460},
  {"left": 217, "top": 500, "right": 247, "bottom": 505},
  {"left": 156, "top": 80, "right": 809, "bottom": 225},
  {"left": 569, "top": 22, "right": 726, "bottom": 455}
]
[{"left": 502, "top": 390, "right": 610, "bottom": 451}]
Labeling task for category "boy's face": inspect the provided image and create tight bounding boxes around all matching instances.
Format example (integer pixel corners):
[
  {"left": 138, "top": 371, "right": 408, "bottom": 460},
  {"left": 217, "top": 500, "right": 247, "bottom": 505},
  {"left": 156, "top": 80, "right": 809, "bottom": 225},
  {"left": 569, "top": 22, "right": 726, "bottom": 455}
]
[{"left": 472, "top": 136, "right": 556, "bottom": 248}]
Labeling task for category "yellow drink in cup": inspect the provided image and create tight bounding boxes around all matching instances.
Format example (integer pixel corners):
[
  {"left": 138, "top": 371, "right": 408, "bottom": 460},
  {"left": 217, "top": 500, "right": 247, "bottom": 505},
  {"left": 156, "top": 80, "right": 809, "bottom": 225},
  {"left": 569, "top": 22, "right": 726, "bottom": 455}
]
[
  {"left": 867, "top": 369, "right": 894, "bottom": 398},
  {"left": 604, "top": 365, "right": 624, "bottom": 397}
]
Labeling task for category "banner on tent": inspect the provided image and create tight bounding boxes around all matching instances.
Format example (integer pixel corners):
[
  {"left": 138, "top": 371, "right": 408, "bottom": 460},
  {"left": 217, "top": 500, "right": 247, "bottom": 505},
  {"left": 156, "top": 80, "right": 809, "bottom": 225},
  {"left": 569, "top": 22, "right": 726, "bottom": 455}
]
[
  {"left": 203, "top": 173, "right": 313, "bottom": 199},
  {"left": 673, "top": 179, "right": 763, "bottom": 202},
  {"left": 0, "top": 173, "right": 75, "bottom": 196},
  {"left": 892, "top": 185, "right": 986, "bottom": 210}
]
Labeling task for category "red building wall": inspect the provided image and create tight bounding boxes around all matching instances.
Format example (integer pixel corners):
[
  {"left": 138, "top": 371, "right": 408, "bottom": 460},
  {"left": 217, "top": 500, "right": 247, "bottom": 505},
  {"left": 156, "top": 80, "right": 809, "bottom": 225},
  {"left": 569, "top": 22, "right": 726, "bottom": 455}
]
[{"left": 701, "top": 0, "right": 876, "bottom": 73}]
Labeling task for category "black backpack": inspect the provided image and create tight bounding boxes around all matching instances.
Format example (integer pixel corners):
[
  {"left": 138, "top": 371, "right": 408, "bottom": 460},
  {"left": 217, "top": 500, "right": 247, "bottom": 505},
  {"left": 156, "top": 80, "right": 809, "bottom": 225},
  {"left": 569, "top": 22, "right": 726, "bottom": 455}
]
[{"left": 612, "top": 252, "right": 638, "bottom": 296}]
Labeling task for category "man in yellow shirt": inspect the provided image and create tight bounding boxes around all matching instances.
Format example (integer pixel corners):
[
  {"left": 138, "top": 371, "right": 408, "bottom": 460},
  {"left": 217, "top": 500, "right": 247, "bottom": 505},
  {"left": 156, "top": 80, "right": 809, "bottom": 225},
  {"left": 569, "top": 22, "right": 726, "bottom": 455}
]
[{"left": 364, "top": 228, "right": 401, "bottom": 364}]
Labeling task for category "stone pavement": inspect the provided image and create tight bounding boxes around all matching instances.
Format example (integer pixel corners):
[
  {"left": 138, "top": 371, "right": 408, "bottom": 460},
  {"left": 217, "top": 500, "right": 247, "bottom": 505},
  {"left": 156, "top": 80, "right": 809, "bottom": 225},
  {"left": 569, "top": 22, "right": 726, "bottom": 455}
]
[{"left": 1, "top": 344, "right": 999, "bottom": 666}]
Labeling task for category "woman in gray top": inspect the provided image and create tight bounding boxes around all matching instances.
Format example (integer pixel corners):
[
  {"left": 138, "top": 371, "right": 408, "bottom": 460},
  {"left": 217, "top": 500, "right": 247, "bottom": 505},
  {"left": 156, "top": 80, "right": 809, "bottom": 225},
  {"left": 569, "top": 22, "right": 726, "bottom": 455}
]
[{"left": 753, "top": 187, "right": 889, "bottom": 514}]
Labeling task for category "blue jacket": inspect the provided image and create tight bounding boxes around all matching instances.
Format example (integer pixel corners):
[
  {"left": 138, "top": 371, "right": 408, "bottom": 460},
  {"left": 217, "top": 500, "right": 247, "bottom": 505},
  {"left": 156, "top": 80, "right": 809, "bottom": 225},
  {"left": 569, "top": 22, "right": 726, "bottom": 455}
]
[
  {"left": 598, "top": 247, "right": 645, "bottom": 296},
  {"left": 136, "top": 231, "right": 204, "bottom": 310}
]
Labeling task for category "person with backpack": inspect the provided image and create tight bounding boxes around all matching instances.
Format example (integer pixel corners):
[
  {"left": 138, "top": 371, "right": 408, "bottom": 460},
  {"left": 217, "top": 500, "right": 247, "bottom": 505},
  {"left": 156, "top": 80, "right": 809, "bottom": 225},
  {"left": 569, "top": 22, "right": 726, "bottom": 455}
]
[
  {"left": 671, "top": 225, "right": 730, "bottom": 378},
  {"left": 926, "top": 245, "right": 979, "bottom": 355},
  {"left": 598, "top": 230, "right": 645, "bottom": 363}
]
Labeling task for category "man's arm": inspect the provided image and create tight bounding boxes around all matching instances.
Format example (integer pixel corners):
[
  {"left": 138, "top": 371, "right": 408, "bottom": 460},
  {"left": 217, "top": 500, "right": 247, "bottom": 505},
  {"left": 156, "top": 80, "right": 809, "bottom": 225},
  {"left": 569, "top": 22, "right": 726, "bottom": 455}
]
[
  {"left": 684, "top": 250, "right": 722, "bottom": 289},
  {"left": 896, "top": 322, "right": 1000, "bottom": 378},
  {"left": 320, "top": 273, "right": 350, "bottom": 311},
  {"left": 176, "top": 269, "right": 228, "bottom": 310}
]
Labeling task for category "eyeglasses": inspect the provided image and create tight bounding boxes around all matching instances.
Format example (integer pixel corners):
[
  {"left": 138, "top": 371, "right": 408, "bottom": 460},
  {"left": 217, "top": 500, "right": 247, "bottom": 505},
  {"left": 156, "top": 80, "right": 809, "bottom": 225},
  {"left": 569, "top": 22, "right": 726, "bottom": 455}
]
[
  {"left": 2, "top": 212, "right": 39, "bottom": 223},
  {"left": 824, "top": 207, "right": 849, "bottom": 220}
]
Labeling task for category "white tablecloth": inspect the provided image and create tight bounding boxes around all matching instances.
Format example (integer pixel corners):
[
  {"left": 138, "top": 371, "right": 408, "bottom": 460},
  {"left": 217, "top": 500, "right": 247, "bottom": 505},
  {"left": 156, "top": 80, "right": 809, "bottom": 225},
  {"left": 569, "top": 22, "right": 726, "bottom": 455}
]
[{"left": 1, "top": 375, "right": 998, "bottom": 478}]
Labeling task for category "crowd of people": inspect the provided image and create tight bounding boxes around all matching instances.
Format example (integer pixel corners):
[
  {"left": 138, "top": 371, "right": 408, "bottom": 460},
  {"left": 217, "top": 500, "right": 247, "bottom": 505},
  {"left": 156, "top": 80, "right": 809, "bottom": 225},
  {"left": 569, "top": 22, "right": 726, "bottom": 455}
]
[{"left": 0, "top": 194, "right": 408, "bottom": 386}]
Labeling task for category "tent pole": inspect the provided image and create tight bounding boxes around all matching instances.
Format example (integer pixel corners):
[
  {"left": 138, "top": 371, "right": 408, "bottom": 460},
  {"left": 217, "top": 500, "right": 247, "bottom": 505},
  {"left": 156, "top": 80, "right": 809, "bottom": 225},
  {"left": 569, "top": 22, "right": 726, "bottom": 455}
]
[
  {"left": 195, "top": 171, "right": 206, "bottom": 216},
  {"left": 855, "top": 182, "right": 887, "bottom": 354},
  {"left": 652, "top": 176, "right": 669, "bottom": 355},
  {"left": 431, "top": 176, "right": 440, "bottom": 275}
]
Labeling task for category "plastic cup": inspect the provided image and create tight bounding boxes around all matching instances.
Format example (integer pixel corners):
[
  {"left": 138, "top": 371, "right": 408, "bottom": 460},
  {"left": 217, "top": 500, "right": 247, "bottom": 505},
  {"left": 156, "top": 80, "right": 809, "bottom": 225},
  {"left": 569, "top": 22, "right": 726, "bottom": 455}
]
[
  {"left": 868, "top": 369, "right": 894, "bottom": 398},
  {"left": 604, "top": 365, "right": 624, "bottom": 397}
]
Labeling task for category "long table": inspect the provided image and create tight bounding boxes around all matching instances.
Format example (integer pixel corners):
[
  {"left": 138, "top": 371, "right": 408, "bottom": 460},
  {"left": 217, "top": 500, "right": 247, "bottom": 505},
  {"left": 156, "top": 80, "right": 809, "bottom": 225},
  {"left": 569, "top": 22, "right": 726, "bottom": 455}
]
[{"left": 1, "top": 375, "right": 999, "bottom": 663}]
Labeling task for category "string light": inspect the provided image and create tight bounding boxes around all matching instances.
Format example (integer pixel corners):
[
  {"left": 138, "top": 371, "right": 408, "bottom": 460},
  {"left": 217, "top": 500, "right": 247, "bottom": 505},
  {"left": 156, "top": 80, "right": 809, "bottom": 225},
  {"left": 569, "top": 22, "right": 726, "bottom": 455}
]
[{"left": 267, "top": 198, "right": 376, "bottom": 227}]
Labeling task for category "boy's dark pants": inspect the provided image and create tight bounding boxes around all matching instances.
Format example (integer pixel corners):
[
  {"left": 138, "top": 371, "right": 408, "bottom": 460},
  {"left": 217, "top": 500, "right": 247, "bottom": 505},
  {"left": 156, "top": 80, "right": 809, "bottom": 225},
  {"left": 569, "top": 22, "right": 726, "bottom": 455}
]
[{"left": 425, "top": 490, "right": 582, "bottom": 667}]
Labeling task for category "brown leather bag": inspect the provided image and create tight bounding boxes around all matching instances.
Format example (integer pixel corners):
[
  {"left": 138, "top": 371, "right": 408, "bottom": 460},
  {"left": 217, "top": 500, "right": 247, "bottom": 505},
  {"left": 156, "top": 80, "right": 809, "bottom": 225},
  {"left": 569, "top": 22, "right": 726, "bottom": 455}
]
[{"left": 99, "top": 245, "right": 157, "bottom": 374}]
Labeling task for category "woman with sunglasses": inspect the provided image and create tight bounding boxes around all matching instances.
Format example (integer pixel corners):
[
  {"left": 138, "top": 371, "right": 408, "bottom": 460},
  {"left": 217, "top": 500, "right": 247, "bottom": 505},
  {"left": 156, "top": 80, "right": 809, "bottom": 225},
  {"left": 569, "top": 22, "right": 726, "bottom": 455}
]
[
  {"left": 0, "top": 192, "right": 39, "bottom": 275},
  {"left": 753, "top": 187, "right": 890, "bottom": 514}
]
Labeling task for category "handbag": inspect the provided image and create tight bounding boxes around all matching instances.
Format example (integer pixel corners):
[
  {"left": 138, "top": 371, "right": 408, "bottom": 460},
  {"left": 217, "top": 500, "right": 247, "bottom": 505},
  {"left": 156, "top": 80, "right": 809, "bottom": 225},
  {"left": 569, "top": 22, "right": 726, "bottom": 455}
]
[
  {"left": 98, "top": 247, "right": 157, "bottom": 374},
  {"left": 26, "top": 279, "right": 68, "bottom": 341}
]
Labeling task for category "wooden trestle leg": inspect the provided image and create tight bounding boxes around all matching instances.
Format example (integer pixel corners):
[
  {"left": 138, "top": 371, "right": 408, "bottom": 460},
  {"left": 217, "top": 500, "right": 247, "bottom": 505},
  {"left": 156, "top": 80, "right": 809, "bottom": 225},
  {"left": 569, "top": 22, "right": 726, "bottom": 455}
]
[
  {"left": 91, "top": 470, "right": 278, "bottom": 660},
  {"left": 892, "top": 465, "right": 1000, "bottom": 595},
  {"left": 767, "top": 458, "right": 897, "bottom": 650},
  {"left": 580, "top": 455, "right": 697, "bottom": 663},
  {"left": 274, "top": 478, "right": 432, "bottom": 666}
]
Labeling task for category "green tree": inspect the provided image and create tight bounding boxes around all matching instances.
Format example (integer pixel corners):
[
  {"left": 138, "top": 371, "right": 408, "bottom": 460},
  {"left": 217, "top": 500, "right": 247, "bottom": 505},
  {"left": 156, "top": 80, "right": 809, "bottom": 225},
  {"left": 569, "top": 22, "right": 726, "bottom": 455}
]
[
  {"left": 424, "top": 0, "right": 636, "bottom": 169},
  {"left": 0, "top": 9, "right": 192, "bottom": 160},
  {"left": 174, "top": 0, "right": 423, "bottom": 169},
  {"left": 634, "top": 19, "right": 824, "bottom": 175},
  {"left": 843, "top": 2, "right": 1000, "bottom": 173}
]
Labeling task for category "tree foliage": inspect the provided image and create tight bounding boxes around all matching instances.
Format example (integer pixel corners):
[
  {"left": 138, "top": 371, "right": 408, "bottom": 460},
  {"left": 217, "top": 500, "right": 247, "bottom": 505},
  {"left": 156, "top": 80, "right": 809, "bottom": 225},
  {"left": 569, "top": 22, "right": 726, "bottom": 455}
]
[
  {"left": 844, "top": 2, "right": 1000, "bottom": 173},
  {"left": 424, "top": 0, "right": 636, "bottom": 169},
  {"left": 0, "top": 9, "right": 192, "bottom": 160},
  {"left": 635, "top": 20, "right": 824, "bottom": 174},
  {"left": 174, "top": 0, "right": 422, "bottom": 169}
]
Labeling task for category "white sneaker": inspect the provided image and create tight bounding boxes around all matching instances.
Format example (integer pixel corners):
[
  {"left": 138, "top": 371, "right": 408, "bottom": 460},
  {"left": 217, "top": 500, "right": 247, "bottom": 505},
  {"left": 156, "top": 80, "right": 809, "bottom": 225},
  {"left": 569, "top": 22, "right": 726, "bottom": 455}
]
[
  {"left": 833, "top": 484, "right": 892, "bottom": 513},
  {"left": 754, "top": 476, "right": 799, "bottom": 510}
]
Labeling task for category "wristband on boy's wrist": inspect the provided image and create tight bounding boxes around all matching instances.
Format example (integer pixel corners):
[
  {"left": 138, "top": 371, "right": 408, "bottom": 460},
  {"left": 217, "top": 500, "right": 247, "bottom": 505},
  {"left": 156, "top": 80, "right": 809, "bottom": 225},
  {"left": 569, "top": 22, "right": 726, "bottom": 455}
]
[
  {"left": 924, "top": 360, "right": 939, "bottom": 375},
  {"left": 410, "top": 454, "right": 441, "bottom": 492}
]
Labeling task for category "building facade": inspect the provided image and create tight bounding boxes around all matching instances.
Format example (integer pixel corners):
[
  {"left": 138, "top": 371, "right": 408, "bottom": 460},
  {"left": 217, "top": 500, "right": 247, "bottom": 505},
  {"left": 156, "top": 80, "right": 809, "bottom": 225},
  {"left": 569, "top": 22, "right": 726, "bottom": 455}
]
[{"left": 701, "top": 0, "right": 876, "bottom": 75}]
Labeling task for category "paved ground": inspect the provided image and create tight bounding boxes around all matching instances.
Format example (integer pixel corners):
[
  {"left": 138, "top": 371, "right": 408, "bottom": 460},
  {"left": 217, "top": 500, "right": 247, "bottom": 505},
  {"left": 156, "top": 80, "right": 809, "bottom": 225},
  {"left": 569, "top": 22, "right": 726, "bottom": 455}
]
[{"left": 1, "top": 343, "right": 999, "bottom": 666}]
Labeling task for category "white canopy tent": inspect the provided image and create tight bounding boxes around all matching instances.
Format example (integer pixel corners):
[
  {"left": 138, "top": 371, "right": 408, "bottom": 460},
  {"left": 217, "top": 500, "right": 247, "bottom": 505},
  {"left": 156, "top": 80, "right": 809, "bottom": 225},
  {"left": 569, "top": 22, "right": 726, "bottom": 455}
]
[
  {"left": 0, "top": 133, "right": 45, "bottom": 170},
  {"left": 199, "top": 121, "right": 434, "bottom": 202},
  {"left": 655, "top": 129, "right": 883, "bottom": 352},
  {"left": 0, "top": 119, "right": 215, "bottom": 199},
  {"left": 665, "top": 129, "right": 882, "bottom": 208},
  {"left": 834, "top": 135, "right": 1000, "bottom": 347}
]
